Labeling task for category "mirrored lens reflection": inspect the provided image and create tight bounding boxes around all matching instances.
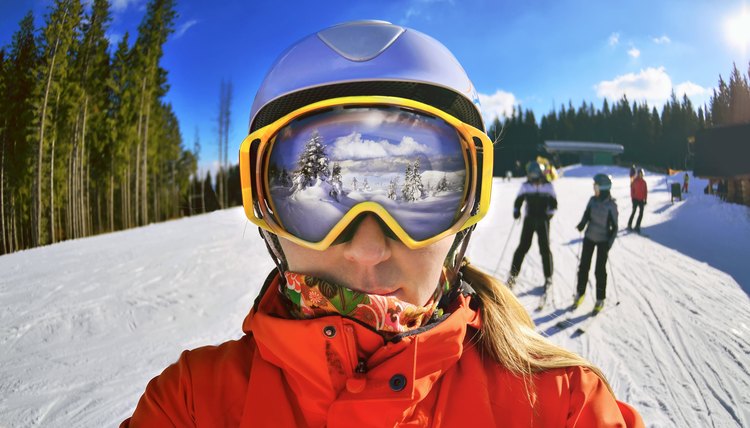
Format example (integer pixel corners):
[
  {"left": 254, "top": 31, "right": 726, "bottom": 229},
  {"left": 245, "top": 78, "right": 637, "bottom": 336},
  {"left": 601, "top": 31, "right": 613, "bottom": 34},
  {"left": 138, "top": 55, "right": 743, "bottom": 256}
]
[{"left": 266, "top": 106, "right": 468, "bottom": 243}]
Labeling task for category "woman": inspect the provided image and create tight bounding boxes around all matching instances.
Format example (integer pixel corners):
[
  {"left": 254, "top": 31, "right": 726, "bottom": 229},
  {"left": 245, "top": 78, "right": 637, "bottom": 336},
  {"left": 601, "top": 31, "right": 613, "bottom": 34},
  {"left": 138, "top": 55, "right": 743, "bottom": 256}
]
[
  {"left": 628, "top": 168, "right": 647, "bottom": 233},
  {"left": 574, "top": 174, "right": 619, "bottom": 314},
  {"left": 122, "top": 21, "right": 642, "bottom": 427}
]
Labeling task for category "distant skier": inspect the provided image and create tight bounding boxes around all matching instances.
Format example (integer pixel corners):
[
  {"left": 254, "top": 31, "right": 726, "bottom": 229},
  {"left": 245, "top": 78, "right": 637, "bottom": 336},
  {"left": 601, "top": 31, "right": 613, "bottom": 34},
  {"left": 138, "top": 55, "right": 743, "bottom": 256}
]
[
  {"left": 507, "top": 161, "right": 557, "bottom": 290},
  {"left": 574, "top": 174, "right": 618, "bottom": 315},
  {"left": 628, "top": 168, "right": 647, "bottom": 233},
  {"left": 682, "top": 172, "right": 689, "bottom": 193},
  {"left": 505, "top": 170, "right": 512, "bottom": 181},
  {"left": 629, "top": 165, "right": 636, "bottom": 183}
]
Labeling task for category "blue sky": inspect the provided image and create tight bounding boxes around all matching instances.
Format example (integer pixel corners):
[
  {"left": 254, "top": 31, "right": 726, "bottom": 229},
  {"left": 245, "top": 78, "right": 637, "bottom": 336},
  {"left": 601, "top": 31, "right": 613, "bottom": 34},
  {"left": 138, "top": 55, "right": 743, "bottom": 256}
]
[{"left": 2, "top": 0, "right": 750, "bottom": 173}]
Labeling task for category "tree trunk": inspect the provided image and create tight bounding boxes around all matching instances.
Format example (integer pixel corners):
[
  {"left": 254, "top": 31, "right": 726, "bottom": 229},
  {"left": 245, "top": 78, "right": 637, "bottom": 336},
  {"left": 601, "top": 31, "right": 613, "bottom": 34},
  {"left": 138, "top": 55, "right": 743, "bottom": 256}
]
[
  {"left": 11, "top": 194, "right": 17, "bottom": 252},
  {"left": 109, "top": 163, "right": 114, "bottom": 232},
  {"left": 86, "top": 150, "right": 91, "bottom": 236},
  {"left": 142, "top": 101, "right": 150, "bottom": 224},
  {"left": 35, "top": 6, "right": 71, "bottom": 247},
  {"left": 135, "top": 76, "right": 147, "bottom": 226},
  {"left": 50, "top": 133, "right": 56, "bottom": 243},
  {"left": 80, "top": 98, "right": 88, "bottom": 237},
  {"left": 201, "top": 174, "right": 205, "bottom": 213},
  {"left": 49, "top": 90, "right": 62, "bottom": 244},
  {"left": 1, "top": 143, "right": 6, "bottom": 254}
]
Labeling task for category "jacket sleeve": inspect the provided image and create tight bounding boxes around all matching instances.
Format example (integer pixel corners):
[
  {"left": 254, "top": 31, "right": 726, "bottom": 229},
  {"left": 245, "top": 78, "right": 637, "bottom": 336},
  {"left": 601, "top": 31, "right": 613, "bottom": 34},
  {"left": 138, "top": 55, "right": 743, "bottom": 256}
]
[
  {"left": 546, "top": 183, "right": 558, "bottom": 216},
  {"left": 607, "top": 201, "right": 619, "bottom": 248},
  {"left": 566, "top": 367, "right": 645, "bottom": 428},
  {"left": 513, "top": 183, "right": 527, "bottom": 216},
  {"left": 577, "top": 199, "right": 592, "bottom": 230},
  {"left": 120, "top": 350, "right": 197, "bottom": 428}
]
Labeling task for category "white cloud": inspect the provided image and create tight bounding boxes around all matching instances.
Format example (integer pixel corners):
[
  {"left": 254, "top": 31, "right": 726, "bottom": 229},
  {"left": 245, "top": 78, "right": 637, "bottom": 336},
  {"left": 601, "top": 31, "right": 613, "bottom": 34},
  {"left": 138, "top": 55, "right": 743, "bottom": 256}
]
[
  {"left": 595, "top": 67, "right": 711, "bottom": 109},
  {"left": 478, "top": 90, "right": 517, "bottom": 124},
  {"left": 609, "top": 32, "right": 620, "bottom": 46},
  {"left": 331, "top": 132, "right": 430, "bottom": 160},
  {"left": 628, "top": 47, "right": 641, "bottom": 58},
  {"left": 674, "top": 81, "right": 710, "bottom": 98},
  {"left": 653, "top": 35, "right": 671, "bottom": 44},
  {"left": 175, "top": 20, "right": 198, "bottom": 39},
  {"left": 111, "top": 0, "right": 140, "bottom": 12}
]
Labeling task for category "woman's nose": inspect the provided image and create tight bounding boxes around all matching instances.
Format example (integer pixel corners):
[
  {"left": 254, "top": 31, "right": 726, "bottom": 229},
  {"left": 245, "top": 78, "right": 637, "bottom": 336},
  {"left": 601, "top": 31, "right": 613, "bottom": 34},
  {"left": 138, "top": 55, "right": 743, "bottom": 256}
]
[{"left": 342, "top": 215, "right": 392, "bottom": 266}]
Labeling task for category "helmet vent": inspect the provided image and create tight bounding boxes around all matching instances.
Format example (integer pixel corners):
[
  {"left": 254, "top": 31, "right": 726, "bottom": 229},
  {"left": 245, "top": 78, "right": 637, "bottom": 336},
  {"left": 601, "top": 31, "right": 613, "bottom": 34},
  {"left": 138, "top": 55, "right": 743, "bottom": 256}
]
[{"left": 318, "top": 21, "right": 405, "bottom": 62}]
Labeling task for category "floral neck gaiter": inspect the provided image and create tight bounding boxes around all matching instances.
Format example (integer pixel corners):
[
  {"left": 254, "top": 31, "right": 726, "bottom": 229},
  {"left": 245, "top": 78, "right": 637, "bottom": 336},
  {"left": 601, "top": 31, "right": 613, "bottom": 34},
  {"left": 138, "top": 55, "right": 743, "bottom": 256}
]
[{"left": 280, "top": 271, "right": 447, "bottom": 336}]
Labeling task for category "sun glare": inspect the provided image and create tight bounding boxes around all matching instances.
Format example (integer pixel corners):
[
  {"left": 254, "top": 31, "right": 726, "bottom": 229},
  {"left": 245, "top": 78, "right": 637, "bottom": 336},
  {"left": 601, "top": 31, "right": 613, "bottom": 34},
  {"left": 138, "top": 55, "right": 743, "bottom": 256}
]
[{"left": 725, "top": 8, "right": 750, "bottom": 52}]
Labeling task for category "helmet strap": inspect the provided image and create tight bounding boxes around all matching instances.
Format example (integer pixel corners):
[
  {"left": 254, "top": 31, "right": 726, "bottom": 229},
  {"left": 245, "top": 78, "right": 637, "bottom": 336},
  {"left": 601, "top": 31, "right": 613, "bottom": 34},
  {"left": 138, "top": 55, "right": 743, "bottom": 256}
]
[
  {"left": 445, "top": 226, "right": 475, "bottom": 288},
  {"left": 259, "top": 228, "right": 289, "bottom": 282}
]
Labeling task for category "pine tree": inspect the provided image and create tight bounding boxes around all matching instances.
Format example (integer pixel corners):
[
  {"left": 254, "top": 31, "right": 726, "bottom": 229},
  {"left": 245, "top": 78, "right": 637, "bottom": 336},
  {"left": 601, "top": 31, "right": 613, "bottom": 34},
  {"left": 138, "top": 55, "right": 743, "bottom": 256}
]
[
  {"left": 401, "top": 164, "right": 413, "bottom": 201},
  {"left": 292, "top": 130, "right": 330, "bottom": 190},
  {"left": 2, "top": 12, "right": 38, "bottom": 252},
  {"left": 435, "top": 174, "right": 449, "bottom": 193},
  {"left": 411, "top": 158, "right": 425, "bottom": 199},
  {"left": 329, "top": 162, "right": 342, "bottom": 201},
  {"left": 34, "top": 0, "right": 83, "bottom": 246},
  {"left": 387, "top": 177, "right": 399, "bottom": 200}
]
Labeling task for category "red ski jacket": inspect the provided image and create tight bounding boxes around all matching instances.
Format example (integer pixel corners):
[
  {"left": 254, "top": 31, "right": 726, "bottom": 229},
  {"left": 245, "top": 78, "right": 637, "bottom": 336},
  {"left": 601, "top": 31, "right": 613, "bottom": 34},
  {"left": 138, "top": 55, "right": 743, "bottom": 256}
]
[
  {"left": 631, "top": 177, "right": 647, "bottom": 202},
  {"left": 122, "top": 274, "right": 644, "bottom": 427}
]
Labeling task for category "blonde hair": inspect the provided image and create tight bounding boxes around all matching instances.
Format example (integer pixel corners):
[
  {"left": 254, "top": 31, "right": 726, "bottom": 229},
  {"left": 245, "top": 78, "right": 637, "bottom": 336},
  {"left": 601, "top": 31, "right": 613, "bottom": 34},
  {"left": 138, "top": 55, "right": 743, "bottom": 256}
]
[{"left": 461, "top": 263, "right": 613, "bottom": 395}]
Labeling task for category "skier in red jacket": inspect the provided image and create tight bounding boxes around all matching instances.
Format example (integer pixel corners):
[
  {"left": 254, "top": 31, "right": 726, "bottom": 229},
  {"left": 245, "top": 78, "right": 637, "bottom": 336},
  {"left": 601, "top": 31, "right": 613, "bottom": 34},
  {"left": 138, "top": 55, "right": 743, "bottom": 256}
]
[
  {"left": 122, "top": 21, "right": 644, "bottom": 427},
  {"left": 628, "top": 168, "right": 648, "bottom": 233}
]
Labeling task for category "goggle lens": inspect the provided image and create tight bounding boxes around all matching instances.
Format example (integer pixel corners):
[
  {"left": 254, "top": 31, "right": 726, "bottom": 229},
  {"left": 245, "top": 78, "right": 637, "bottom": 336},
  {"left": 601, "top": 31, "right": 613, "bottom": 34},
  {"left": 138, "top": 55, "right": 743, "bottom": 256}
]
[{"left": 264, "top": 106, "right": 469, "bottom": 244}]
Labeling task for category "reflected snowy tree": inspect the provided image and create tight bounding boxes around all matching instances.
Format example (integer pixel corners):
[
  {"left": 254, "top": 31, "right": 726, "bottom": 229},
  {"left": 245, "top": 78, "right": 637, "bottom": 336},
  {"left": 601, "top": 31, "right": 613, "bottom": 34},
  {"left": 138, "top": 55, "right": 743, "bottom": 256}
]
[
  {"left": 387, "top": 177, "right": 399, "bottom": 200},
  {"left": 329, "top": 163, "right": 343, "bottom": 201},
  {"left": 435, "top": 174, "right": 449, "bottom": 193},
  {"left": 402, "top": 160, "right": 425, "bottom": 202},
  {"left": 291, "top": 130, "right": 330, "bottom": 192}
]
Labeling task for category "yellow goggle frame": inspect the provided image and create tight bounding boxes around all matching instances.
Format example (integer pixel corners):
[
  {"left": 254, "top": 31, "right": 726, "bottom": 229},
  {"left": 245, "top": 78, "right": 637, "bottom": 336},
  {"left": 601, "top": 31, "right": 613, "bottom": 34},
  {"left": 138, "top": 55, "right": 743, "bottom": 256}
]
[{"left": 239, "top": 96, "right": 494, "bottom": 250}]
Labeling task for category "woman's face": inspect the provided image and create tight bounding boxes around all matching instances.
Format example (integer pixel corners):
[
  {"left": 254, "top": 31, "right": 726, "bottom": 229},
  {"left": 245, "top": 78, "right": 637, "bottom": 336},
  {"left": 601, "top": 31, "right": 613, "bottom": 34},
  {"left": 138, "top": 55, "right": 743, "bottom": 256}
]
[{"left": 279, "top": 215, "right": 454, "bottom": 306}]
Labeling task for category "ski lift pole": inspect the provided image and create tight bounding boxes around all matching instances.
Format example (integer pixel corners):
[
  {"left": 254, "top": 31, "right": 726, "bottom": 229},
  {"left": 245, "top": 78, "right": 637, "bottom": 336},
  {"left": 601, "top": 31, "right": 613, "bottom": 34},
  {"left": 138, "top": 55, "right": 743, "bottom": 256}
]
[{"left": 492, "top": 218, "right": 518, "bottom": 276}]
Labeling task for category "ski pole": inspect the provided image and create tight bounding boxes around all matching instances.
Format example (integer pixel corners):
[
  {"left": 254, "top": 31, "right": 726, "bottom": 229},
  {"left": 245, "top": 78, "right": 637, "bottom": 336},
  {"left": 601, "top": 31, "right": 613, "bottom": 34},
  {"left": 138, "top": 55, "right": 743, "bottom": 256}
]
[{"left": 492, "top": 218, "right": 518, "bottom": 276}]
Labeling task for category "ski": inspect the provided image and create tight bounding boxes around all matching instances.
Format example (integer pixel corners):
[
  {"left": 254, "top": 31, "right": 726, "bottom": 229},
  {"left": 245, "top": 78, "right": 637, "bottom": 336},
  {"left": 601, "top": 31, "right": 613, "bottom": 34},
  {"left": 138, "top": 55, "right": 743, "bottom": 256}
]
[{"left": 572, "top": 301, "right": 621, "bottom": 336}]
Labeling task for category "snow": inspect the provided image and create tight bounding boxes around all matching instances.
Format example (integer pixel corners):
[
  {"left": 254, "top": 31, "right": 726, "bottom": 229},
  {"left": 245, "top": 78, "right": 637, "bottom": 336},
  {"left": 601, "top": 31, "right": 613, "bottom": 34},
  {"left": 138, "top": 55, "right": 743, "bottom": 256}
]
[{"left": 1, "top": 165, "right": 749, "bottom": 427}]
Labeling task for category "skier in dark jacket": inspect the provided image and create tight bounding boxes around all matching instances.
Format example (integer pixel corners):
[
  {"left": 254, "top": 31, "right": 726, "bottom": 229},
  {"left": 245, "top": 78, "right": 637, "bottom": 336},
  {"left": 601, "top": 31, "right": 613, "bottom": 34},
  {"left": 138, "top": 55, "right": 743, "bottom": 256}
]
[
  {"left": 507, "top": 161, "right": 557, "bottom": 290},
  {"left": 574, "top": 173, "right": 618, "bottom": 314}
]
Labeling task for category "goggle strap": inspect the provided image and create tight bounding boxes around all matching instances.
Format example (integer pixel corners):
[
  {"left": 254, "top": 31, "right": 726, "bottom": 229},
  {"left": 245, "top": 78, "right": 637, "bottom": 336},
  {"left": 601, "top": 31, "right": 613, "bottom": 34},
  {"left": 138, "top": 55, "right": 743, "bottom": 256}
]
[
  {"left": 259, "top": 228, "right": 289, "bottom": 276},
  {"left": 446, "top": 226, "right": 475, "bottom": 288}
]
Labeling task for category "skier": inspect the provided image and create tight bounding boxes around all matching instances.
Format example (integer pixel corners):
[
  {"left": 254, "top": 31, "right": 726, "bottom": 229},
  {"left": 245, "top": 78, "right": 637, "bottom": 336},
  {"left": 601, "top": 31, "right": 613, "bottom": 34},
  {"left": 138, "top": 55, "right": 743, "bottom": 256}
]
[
  {"left": 574, "top": 174, "right": 619, "bottom": 315},
  {"left": 682, "top": 172, "right": 690, "bottom": 193},
  {"left": 122, "top": 21, "right": 642, "bottom": 427},
  {"left": 629, "top": 164, "right": 636, "bottom": 183},
  {"left": 628, "top": 168, "right": 647, "bottom": 233},
  {"left": 507, "top": 161, "right": 557, "bottom": 291}
]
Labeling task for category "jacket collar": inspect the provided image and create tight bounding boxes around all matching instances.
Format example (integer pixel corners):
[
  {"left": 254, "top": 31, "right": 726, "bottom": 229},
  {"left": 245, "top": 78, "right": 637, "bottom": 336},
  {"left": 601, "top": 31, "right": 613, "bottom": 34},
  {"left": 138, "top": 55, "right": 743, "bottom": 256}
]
[{"left": 242, "top": 273, "right": 481, "bottom": 420}]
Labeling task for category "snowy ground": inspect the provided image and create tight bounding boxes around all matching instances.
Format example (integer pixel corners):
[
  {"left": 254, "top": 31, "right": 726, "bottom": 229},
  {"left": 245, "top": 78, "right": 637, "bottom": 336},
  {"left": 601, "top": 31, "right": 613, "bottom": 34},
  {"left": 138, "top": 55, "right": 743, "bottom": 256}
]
[{"left": 1, "top": 165, "right": 748, "bottom": 427}]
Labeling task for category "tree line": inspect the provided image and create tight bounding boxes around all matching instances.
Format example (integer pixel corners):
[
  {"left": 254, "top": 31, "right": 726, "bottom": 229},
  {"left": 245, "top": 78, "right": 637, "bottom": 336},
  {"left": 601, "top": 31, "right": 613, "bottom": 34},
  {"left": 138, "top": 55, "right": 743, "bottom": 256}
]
[
  {"left": 0, "top": 0, "right": 208, "bottom": 255},
  {"left": 488, "top": 62, "right": 750, "bottom": 175}
]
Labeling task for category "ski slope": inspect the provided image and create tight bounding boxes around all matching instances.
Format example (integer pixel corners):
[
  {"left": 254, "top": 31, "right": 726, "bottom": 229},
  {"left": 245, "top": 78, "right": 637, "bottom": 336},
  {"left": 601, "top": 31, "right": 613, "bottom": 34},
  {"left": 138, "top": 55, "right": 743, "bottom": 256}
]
[{"left": 1, "top": 165, "right": 748, "bottom": 427}]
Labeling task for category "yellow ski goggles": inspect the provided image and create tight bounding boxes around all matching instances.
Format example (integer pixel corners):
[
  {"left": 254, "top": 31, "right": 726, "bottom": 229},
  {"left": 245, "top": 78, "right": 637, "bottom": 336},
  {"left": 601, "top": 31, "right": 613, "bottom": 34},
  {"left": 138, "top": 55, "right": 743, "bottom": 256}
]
[{"left": 239, "top": 96, "right": 493, "bottom": 250}]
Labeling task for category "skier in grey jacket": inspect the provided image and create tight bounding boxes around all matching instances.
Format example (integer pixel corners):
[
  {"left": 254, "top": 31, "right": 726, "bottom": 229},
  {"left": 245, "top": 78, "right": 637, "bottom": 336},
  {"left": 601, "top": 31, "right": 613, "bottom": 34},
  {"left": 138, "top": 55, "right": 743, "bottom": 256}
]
[{"left": 573, "top": 174, "right": 618, "bottom": 314}]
